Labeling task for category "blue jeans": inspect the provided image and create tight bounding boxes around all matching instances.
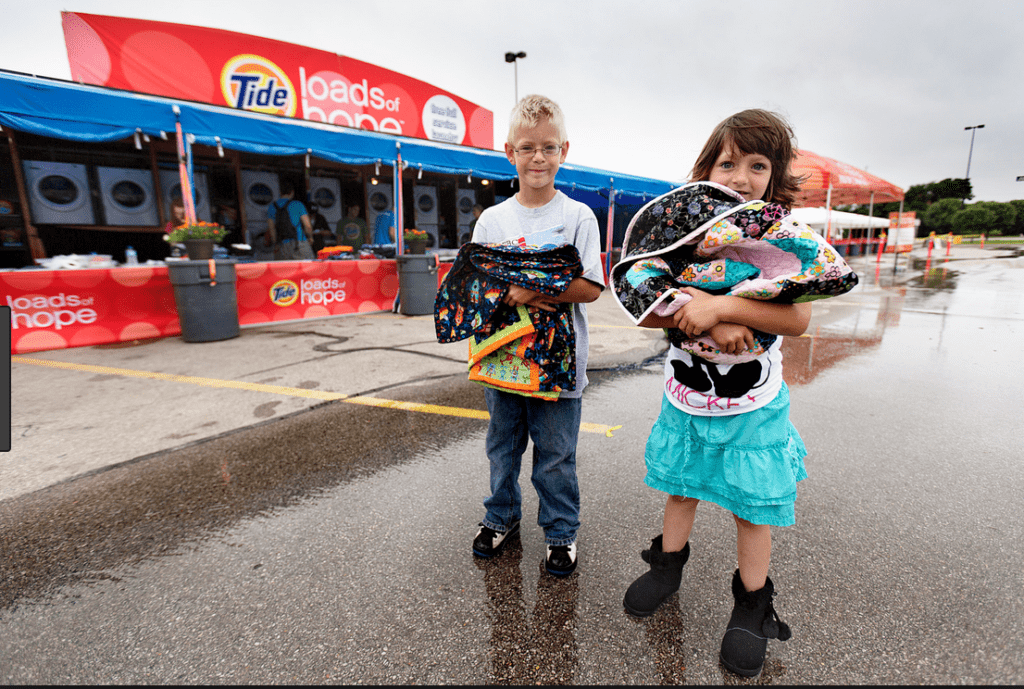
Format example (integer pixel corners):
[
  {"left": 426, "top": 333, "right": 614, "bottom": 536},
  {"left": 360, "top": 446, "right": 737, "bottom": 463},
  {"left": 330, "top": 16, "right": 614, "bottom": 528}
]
[{"left": 481, "top": 388, "right": 582, "bottom": 546}]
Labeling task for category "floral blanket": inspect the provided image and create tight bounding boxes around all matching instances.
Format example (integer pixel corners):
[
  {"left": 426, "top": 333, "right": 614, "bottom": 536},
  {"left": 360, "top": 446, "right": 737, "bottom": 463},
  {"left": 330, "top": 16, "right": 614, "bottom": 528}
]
[
  {"left": 434, "top": 241, "right": 582, "bottom": 397},
  {"left": 611, "top": 182, "right": 859, "bottom": 364}
]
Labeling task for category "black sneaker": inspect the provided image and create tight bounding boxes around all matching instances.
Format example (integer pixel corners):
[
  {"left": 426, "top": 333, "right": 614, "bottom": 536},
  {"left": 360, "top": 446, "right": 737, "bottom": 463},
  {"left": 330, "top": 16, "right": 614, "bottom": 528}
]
[
  {"left": 472, "top": 520, "right": 520, "bottom": 558},
  {"left": 545, "top": 542, "right": 577, "bottom": 577}
]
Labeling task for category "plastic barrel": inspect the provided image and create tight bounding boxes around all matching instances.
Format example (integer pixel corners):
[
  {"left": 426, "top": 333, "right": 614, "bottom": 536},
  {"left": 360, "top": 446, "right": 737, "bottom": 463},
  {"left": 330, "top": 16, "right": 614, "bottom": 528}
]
[
  {"left": 167, "top": 259, "right": 240, "bottom": 342},
  {"left": 396, "top": 254, "right": 438, "bottom": 316}
]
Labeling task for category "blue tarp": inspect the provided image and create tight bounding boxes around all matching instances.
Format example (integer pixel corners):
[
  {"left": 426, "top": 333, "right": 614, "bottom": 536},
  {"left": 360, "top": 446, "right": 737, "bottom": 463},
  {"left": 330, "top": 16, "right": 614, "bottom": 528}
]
[{"left": 0, "top": 70, "right": 678, "bottom": 205}]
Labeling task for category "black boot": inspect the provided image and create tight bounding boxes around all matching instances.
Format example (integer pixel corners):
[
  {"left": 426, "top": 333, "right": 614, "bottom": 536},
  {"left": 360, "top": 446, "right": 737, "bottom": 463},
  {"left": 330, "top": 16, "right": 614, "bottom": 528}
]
[
  {"left": 623, "top": 535, "right": 690, "bottom": 617},
  {"left": 719, "top": 569, "right": 792, "bottom": 677}
]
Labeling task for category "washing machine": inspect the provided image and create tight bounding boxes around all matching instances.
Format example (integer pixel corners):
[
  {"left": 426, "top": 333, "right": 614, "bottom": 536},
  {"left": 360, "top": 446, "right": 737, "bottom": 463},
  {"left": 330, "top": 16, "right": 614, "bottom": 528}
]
[
  {"left": 365, "top": 181, "right": 393, "bottom": 238},
  {"left": 240, "top": 170, "right": 281, "bottom": 226},
  {"left": 309, "top": 176, "right": 342, "bottom": 225},
  {"left": 456, "top": 188, "right": 477, "bottom": 244},
  {"left": 95, "top": 166, "right": 160, "bottom": 226},
  {"left": 456, "top": 189, "right": 477, "bottom": 225},
  {"left": 413, "top": 184, "right": 439, "bottom": 226},
  {"left": 21, "top": 161, "right": 95, "bottom": 225},
  {"left": 159, "top": 169, "right": 211, "bottom": 222}
]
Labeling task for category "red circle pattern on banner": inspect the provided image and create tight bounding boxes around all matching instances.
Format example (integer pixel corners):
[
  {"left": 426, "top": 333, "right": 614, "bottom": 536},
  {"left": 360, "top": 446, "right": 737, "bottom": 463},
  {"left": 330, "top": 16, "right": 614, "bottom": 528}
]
[{"left": 5, "top": 260, "right": 447, "bottom": 354}]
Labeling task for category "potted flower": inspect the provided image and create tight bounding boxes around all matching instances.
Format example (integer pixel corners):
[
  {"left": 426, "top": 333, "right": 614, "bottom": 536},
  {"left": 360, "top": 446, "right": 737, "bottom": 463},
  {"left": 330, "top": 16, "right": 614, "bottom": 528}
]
[
  {"left": 166, "top": 221, "right": 230, "bottom": 260},
  {"left": 403, "top": 228, "right": 428, "bottom": 254}
]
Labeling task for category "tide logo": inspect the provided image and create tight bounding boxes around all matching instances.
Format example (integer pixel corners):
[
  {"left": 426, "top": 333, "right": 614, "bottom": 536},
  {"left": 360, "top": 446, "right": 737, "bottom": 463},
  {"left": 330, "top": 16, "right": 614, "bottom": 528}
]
[
  {"left": 221, "top": 55, "right": 297, "bottom": 117},
  {"left": 269, "top": 279, "right": 299, "bottom": 307}
]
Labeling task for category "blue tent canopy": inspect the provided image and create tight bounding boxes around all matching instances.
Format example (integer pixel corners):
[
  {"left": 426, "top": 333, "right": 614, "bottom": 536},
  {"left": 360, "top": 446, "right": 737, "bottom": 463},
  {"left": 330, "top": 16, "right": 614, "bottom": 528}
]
[{"left": 0, "top": 70, "right": 677, "bottom": 205}]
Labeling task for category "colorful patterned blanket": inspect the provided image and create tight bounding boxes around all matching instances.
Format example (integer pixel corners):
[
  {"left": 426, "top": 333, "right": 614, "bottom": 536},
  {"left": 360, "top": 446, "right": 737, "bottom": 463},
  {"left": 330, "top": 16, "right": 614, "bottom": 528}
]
[
  {"left": 434, "top": 241, "right": 583, "bottom": 397},
  {"left": 611, "top": 182, "right": 859, "bottom": 364}
]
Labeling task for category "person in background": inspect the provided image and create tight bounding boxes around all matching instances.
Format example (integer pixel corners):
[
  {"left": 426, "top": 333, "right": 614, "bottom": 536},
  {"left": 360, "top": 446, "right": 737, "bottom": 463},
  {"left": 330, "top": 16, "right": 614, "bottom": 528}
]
[
  {"left": 338, "top": 203, "right": 368, "bottom": 250},
  {"left": 164, "top": 199, "right": 188, "bottom": 257},
  {"left": 470, "top": 203, "right": 484, "bottom": 232},
  {"left": 266, "top": 180, "right": 315, "bottom": 260},
  {"left": 307, "top": 202, "right": 335, "bottom": 253},
  {"left": 165, "top": 198, "right": 187, "bottom": 233},
  {"left": 216, "top": 203, "right": 239, "bottom": 230},
  {"left": 373, "top": 208, "right": 396, "bottom": 245}
]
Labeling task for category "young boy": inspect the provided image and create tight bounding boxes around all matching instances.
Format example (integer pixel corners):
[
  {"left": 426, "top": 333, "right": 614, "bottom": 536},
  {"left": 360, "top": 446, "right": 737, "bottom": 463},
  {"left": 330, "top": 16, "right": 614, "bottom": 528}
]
[{"left": 470, "top": 94, "right": 604, "bottom": 576}]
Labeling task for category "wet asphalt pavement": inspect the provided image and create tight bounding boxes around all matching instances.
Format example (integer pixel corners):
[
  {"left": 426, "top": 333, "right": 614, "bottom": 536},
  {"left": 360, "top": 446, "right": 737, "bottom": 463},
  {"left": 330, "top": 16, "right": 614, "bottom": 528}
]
[{"left": 2, "top": 246, "right": 1023, "bottom": 684}]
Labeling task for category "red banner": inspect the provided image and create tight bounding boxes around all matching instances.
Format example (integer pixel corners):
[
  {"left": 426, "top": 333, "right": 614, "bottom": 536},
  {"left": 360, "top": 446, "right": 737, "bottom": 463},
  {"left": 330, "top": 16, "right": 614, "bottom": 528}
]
[
  {"left": 4, "top": 261, "right": 450, "bottom": 354},
  {"left": 3, "top": 265, "right": 181, "bottom": 353},
  {"left": 61, "top": 12, "right": 493, "bottom": 148},
  {"left": 234, "top": 260, "right": 399, "bottom": 325}
]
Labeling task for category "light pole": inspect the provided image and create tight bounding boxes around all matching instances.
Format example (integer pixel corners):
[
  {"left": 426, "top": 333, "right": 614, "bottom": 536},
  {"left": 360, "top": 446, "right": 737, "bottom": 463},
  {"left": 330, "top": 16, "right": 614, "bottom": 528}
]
[
  {"left": 505, "top": 51, "right": 526, "bottom": 103},
  {"left": 964, "top": 124, "right": 985, "bottom": 179}
]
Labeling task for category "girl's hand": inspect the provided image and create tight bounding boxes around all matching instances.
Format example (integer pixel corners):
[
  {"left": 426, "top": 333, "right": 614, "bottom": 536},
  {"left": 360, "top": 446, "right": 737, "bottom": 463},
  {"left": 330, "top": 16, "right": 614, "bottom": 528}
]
[
  {"left": 674, "top": 287, "right": 724, "bottom": 337},
  {"left": 503, "top": 284, "right": 557, "bottom": 312},
  {"left": 707, "top": 323, "right": 756, "bottom": 355}
]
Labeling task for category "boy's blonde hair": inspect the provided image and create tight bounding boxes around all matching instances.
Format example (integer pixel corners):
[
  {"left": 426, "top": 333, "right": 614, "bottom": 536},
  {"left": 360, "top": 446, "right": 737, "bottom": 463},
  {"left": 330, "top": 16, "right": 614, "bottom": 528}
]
[{"left": 507, "top": 94, "right": 567, "bottom": 145}]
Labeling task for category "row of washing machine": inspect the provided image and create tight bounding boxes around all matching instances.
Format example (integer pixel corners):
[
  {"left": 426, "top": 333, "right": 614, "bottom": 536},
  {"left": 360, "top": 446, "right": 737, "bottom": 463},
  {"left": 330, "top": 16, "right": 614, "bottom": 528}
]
[
  {"left": 22, "top": 161, "right": 215, "bottom": 226},
  {"left": 22, "top": 161, "right": 479, "bottom": 247},
  {"left": 21, "top": 162, "right": 350, "bottom": 230}
]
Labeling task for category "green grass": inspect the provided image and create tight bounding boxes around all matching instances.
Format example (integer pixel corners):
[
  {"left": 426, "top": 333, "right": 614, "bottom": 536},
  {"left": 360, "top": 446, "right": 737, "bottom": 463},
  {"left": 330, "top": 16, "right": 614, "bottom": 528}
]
[{"left": 957, "top": 235, "right": 1024, "bottom": 244}]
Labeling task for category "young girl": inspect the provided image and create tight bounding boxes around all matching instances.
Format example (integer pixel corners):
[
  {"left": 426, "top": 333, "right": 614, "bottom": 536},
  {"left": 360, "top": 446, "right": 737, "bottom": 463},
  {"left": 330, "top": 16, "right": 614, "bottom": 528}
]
[{"left": 613, "top": 109, "right": 856, "bottom": 677}]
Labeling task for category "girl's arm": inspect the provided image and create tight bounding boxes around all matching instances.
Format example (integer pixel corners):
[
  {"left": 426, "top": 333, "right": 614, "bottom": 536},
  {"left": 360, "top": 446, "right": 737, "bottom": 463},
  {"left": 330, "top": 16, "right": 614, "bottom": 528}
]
[
  {"left": 638, "top": 313, "right": 757, "bottom": 355},
  {"left": 675, "top": 287, "right": 811, "bottom": 337}
]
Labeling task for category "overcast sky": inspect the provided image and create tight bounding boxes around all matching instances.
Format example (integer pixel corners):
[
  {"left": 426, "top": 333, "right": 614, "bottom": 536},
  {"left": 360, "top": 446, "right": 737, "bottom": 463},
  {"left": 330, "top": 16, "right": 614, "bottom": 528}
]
[{"left": 2, "top": 0, "right": 1021, "bottom": 203}]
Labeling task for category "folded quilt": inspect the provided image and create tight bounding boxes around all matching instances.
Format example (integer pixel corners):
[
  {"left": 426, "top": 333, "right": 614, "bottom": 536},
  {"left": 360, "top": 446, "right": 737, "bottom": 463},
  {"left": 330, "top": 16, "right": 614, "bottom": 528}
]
[
  {"left": 467, "top": 306, "right": 561, "bottom": 401},
  {"left": 435, "top": 241, "right": 582, "bottom": 397},
  {"left": 611, "top": 182, "right": 859, "bottom": 364}
]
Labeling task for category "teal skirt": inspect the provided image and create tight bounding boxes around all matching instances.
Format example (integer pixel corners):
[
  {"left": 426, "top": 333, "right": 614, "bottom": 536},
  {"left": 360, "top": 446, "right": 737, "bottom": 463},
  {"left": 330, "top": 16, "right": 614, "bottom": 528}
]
[{"left": 644, "top": 383, "right": 807, "bottom": 526}]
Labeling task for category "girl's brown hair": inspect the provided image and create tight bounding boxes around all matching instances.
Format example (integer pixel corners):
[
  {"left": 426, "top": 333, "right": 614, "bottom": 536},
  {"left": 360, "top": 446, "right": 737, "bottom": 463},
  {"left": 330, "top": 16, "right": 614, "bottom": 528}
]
[{"left": 689, "top": 109, "right": 805, "bottom": 209}]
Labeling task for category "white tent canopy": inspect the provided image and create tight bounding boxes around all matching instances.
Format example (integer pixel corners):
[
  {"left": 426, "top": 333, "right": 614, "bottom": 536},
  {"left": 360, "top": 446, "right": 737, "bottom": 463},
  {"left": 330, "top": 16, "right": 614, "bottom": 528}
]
[{"left": 790, "top": 207, "right": 891, "bottom": 235}]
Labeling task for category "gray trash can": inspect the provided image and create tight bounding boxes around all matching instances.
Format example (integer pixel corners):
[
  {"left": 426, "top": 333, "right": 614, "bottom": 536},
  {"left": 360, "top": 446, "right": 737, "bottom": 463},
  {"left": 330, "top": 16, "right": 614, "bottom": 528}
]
[
  {"left": 396, "top": 254, "right": 438, "bottom": 316},
  {"left": 167, "top": 259, "right": 240, "bottom": 342}
]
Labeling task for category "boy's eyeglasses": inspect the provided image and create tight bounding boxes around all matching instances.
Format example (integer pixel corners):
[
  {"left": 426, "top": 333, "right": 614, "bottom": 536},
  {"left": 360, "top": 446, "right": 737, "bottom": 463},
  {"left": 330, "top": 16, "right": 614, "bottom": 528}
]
[{"left": 514, "top": 144, "right": 563, "bottom": 158}]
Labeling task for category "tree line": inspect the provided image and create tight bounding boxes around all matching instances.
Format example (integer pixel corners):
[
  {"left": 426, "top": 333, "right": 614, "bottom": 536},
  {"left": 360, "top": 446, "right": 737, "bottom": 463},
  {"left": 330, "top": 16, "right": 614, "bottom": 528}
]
[{"left": 838, "top": 178, "right": 1024, "bottom": 236}]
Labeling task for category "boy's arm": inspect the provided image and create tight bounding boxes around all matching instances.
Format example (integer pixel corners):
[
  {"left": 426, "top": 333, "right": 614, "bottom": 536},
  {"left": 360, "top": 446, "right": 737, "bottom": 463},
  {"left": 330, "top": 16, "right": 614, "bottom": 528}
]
[
  {"left": 675, "top": 287, "right": 811, "bottom": 337},
  {"left": 503, "top": 277, "right": 601, "bottom": 311}
]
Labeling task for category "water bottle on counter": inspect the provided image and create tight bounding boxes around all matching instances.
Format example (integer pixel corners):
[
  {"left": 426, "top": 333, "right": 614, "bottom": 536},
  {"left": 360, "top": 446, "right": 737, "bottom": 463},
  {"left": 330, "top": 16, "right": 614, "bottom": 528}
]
[{"left": 125, "top": 246, "right": 138, "bottom": 265}]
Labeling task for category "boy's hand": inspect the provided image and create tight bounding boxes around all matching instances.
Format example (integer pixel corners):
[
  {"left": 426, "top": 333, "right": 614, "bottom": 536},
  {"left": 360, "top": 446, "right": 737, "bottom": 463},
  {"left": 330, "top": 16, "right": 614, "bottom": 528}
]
[
  {"left": 706, "top": 323, "right": 756, "bottom": 355},
  {"left": 503, "top": 284, "right": 557, "bottom": 312},
  {"left": 674, "top": 287, "right": 722, "bottom": 337}
]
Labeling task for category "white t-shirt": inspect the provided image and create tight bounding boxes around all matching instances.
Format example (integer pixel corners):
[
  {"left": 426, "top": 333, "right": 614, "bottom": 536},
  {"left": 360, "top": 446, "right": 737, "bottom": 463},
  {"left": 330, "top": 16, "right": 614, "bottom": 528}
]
[
  {"left": 663, "top": 339, "right": 784, "bottom": 416},
  {"left": 472, "top": 191, "right": 605, "bottom": 398}
]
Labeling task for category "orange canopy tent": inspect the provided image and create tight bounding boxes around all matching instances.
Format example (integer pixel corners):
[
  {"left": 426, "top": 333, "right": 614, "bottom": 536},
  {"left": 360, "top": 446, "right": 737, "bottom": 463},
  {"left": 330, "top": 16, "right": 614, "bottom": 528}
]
[
  {"left": 790, "top": 149, "right": 905, "bottom": 243},
  {"left": 791, "top": 149, "right": 904, "bottom": 207}
]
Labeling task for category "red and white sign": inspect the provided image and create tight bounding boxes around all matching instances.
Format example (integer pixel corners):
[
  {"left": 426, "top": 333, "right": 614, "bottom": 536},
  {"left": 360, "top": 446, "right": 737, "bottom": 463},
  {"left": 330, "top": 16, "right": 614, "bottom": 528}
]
[
  {"left": 234, "top": 260, "right": 400, "bottom": 325},
  {"left": 886, "top": 212, "right": 916, "bottom": 253},
  {"left": 61, "top": 12, "right": 493, "bottom": 148},
  {"left": 4, "top": 260, "right": 451, "bottom": 354},
  {"left": 3, "top": 265, "right": 181, "bottom": 353}
]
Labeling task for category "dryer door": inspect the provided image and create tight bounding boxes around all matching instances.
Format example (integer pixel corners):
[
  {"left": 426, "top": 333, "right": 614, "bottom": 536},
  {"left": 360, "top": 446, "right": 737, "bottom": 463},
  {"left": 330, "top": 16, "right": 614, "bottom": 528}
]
[
  {"left": 309, "top": 176, "right": 342, "bottom": 225},
  {"left": 96, "top": 167, "right": 159, "bottom": 226},
  {"left": 22, "top": 161, "right": 95, "bottom": 225}
]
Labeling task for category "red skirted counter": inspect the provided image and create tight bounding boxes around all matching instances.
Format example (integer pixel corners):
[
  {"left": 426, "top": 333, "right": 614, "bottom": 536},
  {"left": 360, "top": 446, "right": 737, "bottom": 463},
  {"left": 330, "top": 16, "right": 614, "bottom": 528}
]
[{"left": 4, "top": 259, "right": 451, "bottom": 354}]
